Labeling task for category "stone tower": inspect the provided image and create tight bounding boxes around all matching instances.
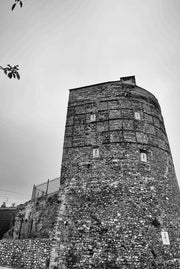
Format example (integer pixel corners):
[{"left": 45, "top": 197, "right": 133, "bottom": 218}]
[{"left": 50, "top": 76, "right": 180, "bottom": 268}]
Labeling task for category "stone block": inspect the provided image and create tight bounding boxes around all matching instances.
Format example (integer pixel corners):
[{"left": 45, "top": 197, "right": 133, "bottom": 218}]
[
  {"left": 136, "top": 132, "right": 148, "bottom": 144},
  {"left": 109, "top": 119, "right": 122, "bottom": 130}
]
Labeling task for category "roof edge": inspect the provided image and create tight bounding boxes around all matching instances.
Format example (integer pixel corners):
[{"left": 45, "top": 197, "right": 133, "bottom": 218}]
[{"left": 69, "top": 80, "right": 121, "bottom": 91}]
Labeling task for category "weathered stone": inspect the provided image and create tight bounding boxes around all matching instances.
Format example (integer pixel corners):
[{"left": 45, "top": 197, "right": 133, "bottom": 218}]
[
  {"left": 50, "top": 77, "right": 180, "bottom": 269},
  {"left": 0, "top": 239, "right": 51, "bottom": 268},
  {"left": 11, "top": 193, "right": 59, "bottom": 240}
]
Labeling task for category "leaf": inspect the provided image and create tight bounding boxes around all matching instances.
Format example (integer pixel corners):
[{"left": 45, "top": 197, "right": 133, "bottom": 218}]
[
  {"left": 11, "top": 3, "right": 16, "bottom": 11},
  {"left": 8, "top": 73, "right": 12, "bottom": 79},
  {"left": 20, "top": 1, "right": 23, "bottom": 8},
  {"left": 16, "top": 73, "right": 20, "bottom": 80}
]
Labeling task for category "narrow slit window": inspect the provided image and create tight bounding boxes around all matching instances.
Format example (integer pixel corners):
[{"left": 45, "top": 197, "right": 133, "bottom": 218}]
[
  {"left": 161, "top": 231, "right": 170, "bottom": 245},
  {"left": 134, "top": 112, "right": 141, "bottom": 120},
  {"left": 90, "top": 114, "right": 96, "bottom": 122},
  {"left": 140, "top": 152, "right": 147, "bottom": 162},
  {"left": 93, "top": 148, "right": 99, "bottom": 158}
]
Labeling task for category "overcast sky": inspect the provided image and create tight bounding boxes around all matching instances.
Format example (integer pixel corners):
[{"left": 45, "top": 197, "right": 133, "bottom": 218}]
[{"left": 0, "top": 0, "right": 180, "bottom": 206}]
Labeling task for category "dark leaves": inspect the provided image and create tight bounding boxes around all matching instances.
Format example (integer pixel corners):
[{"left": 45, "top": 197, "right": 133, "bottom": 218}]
[
  {"left": 16, "top": 72, "right": 20, "bottom": 80},
  {"left": 8, "top": 73, "right": 12, "bottom": 79},
  {"left": 0, "top": 65, "right": 20, "bottom": 80},
  {"left": 11, "top": 3, "right": 16, "bottom": 11},
  {"left": 11, "top": 0, "right": 23, "bottom": 11}
]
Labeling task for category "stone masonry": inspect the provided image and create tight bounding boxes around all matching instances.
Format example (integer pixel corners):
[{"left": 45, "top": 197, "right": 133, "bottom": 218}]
[
  {"left": 50, "top": 76, "right": 180, "bottom": 268},
  {"left": 0, "top": 194, "right": 58, "bottom": 268},
  {"left": 12, "top": 192, "right": 59, "bottom": 240},
  {"left": 0, "top": 238, "right": 51, "bottom": 268}
]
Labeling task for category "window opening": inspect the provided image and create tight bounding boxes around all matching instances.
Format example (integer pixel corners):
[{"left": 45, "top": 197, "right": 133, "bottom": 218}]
[
  {"left": 93, "top": 148, "right": 99, "bottom": 158},
  {"left": 140, "top": 150, "right": 147, "bottom": 162},
  {"left": 90, "top": 114, "right": 96, "bottom": 122},
  {"left": 161, "top": 230, "right": 170, "bottom": 245},
  {"left": 134, "top": 112, "right": 141, "bottom": 120}
]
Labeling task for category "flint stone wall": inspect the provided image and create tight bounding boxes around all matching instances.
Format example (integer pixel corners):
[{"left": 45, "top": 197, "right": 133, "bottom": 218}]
[
  {"left": 11, "top": 193, "right": 59, "bottom": 240},
  {"left": 0, "top": 239, "right": 51, "bottom": 268},
  {"left": 50, "top": 80, "right": 180, "bottom": 268}
]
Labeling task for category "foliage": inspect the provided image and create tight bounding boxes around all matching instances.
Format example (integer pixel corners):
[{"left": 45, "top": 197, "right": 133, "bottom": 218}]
[
  {"left": 0, "top": 201, "right": 6, "bottom": 208},
  {"left": 11, "top": 0, "right": 23, "bottom": 11},
  {"left": 0, "top": 65, "right": 20, "bottom": 80},
  {"left": 1, "top": 3, "right": 22, "bottom": 81}
]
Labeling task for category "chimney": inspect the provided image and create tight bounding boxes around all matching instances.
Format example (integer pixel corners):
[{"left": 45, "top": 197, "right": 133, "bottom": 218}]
[{"left": 120, "top": 76, "right": 136, "bottom": 86}]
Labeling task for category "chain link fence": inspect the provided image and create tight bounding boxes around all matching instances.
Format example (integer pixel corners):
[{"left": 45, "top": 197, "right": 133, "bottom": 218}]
[{"left": 31, "top": 177, "right": 60, "bottom": 200}]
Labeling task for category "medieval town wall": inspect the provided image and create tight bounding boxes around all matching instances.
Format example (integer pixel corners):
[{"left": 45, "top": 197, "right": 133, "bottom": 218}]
[
  {"left": 12, "top": 192, "right": 59, "bottom": 239},
  {"left": 50, "top": 79, "right": 180, "bottom": 268},
  {"left": 0, "top": 193, "right": 59, "bottom": 268},
  {"left": 0, "top": 239, "right": 51, "bottom": 268}
]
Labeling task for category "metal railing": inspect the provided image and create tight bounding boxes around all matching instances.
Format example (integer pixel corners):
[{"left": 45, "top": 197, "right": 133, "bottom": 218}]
[{"left": 31, "top": 177, "right": 60, "bottom": 200}]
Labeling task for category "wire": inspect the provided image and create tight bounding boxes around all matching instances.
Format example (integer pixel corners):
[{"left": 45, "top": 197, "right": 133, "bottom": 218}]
[
  {"left": 0, "top": 188, "right": 28, "bottom": 196},
  {"left": 0, "top": 194, "right": 27, "bottom": 199}
]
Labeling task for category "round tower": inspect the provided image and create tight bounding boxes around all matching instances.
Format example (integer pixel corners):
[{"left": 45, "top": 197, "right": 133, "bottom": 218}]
[{"left": 51, "top": 76, "right": 180, "bottom": 268}]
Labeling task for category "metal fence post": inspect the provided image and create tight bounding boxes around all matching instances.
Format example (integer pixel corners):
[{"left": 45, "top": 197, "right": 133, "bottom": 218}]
[
  {"left": 31, "top": 184, "right": 36, "bottom": 200},
  {"left": 46, "top": 179, "right": 50, "bottom": 195}
]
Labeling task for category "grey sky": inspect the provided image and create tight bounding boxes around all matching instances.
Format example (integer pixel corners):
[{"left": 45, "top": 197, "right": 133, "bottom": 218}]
[{"left": 0, "top": 0, "right": 180, "bottom": 206}]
